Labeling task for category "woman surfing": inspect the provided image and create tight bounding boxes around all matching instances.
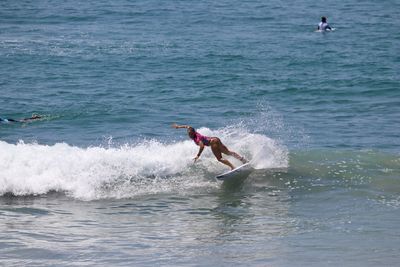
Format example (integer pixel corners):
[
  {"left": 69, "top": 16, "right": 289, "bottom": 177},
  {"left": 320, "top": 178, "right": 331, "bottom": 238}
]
[{"left": 172, "top": 123, "right": 247, "bottom": 170}]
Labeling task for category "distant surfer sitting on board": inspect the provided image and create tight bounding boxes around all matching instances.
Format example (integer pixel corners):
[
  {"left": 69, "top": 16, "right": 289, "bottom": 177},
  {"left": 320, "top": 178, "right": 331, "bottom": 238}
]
[
  {"left": 0, "top": 114, "right": 41, "bottom": 123},
  {"left": 317, "top": 16, "right": 332, "bottom": 31},
  {"left": 172, "top": 123, "right": 247, "bottom": 170}
]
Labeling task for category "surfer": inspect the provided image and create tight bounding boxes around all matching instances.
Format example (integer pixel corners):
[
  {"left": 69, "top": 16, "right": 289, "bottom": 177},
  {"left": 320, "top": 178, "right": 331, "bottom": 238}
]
[
  {"left": 0, "top": 114, "right": 42, "bottom": 123},
  {"left": 172, "top": 123, "right": 247, "bottom": 170},
  {"left": 317, "top": 16, "right": 332, "bottom": 31}
]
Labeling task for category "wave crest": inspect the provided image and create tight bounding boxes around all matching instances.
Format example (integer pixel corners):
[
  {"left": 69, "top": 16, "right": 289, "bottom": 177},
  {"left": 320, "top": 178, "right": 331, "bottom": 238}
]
[{"left": 0, "top": 127, "right": 288, "bottom": 200}]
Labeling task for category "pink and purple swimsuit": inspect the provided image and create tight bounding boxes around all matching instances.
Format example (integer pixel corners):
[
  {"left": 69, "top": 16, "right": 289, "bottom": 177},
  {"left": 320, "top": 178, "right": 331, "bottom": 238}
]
[{"left": 193, "top": 132, "right": 211, "bottom": 146}]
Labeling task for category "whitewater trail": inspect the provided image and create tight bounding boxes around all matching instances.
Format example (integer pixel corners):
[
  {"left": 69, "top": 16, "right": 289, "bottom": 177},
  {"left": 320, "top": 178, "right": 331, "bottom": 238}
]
[{"left": 0, "top": 127, "right": 288, "bottom": 200}]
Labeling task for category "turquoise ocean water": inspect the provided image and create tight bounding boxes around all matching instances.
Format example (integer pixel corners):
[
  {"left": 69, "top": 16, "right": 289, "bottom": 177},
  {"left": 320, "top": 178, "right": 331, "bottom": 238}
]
[{"left": 1, "top": 0, "right": 399, "bottom": 266}]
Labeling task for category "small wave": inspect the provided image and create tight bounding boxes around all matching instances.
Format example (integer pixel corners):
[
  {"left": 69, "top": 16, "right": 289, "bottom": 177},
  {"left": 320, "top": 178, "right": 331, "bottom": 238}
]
[
  {"left": 0, "top": 127, "right": 288, "bottom": 200},
  {"left": 288, "top": 149, "right": 400, "bottom": 199}
]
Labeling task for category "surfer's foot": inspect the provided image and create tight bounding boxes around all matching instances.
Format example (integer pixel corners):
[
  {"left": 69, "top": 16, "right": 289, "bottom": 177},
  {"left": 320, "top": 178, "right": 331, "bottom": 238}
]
[{"left": 239, "top": 157, "right": 248, "bottom": 164}]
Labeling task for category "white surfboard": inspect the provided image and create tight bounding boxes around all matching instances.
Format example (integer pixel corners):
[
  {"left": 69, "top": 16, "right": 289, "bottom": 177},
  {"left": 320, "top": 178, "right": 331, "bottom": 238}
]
[
  {"left": 216, "top": 162, "right": 252, "bottom": 180},
  {"left": 315, "top": 28, "right": 336, "bottom": 32}
]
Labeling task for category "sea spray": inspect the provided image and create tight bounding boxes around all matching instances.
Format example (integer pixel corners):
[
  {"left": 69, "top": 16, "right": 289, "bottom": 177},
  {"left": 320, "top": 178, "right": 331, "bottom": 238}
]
[{"left": 0, "top": 127, "right": 288, "bottom": 199}]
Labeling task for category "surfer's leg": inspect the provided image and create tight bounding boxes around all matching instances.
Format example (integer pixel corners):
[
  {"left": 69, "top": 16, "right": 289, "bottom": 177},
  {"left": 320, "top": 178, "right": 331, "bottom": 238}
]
[
  {"left": 210, "top": 139, "right": 235, "bottom": 170},
  {"left": 219, "top": 142, "right": 248, "bottom": 164}
]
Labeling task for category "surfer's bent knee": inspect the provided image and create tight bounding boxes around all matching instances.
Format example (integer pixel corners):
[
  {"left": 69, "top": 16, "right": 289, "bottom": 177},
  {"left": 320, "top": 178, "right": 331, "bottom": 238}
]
[{"left": 216, "top": 156, "right": 224, "bottom": 161}]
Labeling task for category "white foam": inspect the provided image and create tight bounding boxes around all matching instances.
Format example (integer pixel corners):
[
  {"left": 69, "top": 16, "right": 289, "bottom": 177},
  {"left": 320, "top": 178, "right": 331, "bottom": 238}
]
[{"left": 0, "top": 127, "right": 288, "bottom": 200}]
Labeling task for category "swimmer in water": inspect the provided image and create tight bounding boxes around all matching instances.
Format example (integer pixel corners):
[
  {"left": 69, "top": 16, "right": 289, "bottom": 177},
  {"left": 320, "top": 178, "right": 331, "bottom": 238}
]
[
  {"left": 0, "top": 114, "right": 42, "bottom": 123},
  {"left": 172, "top": 123, "right": 248, "bottom": 170},
  {"left": 317, "top": 16, "right": 332, "bottom": 31}
]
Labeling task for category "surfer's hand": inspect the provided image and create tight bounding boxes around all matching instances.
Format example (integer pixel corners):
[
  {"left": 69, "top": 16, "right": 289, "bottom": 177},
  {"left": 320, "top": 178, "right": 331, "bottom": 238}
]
[
  {"left": 193, "top": 156, "right": 199, "bottom": 162},
  {"left": 172, "top": 123, "right": 178, "bottom": 129}
]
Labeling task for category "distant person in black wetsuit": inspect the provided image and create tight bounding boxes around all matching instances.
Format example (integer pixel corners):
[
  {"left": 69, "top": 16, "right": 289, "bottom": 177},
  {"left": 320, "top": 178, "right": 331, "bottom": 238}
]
[
  {"left": 317, "top": 16, "right": 332, "bottom": 31},
  {"left": 0, "top": 114, "right": 42, "bottom": 123}
]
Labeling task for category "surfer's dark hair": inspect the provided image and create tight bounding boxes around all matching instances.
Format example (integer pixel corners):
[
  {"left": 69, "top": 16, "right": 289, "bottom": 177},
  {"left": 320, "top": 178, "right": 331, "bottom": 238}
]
[
  {"left": 187, "top": 127, "right": 196, "bottom": 139},
  {"left": 321, "top": 16, "right": 327, "bottom": 22}
]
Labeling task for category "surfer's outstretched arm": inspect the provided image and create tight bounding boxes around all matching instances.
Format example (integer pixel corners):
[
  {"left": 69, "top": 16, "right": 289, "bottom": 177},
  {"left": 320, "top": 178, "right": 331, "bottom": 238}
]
[
  {"left": 18, "top": 114, "right": 42, "bottom": 122},
  {"left": 194, "top": 141, "right": 205, "bottom": 162},
  {"left": 172, "top": 123, "right": 190, "bottom": 129}
]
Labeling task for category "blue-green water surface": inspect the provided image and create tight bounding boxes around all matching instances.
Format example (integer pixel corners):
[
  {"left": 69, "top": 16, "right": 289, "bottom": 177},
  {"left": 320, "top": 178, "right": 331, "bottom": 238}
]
[{"left": 1, "top": 0, "right": 399, "bottom": 266}]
